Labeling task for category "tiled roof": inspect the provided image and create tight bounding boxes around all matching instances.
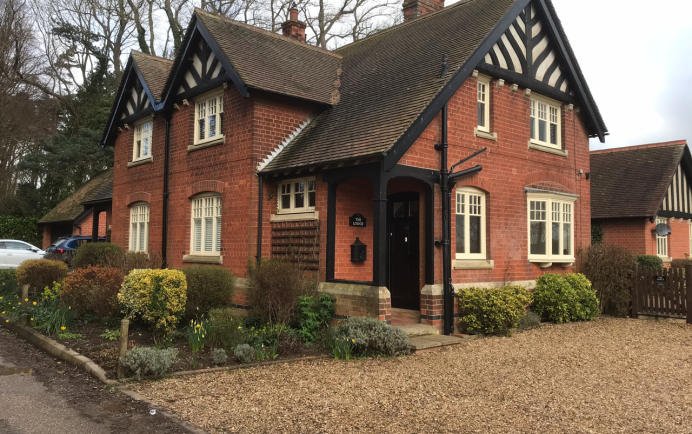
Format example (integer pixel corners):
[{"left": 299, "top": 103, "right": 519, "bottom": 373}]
[
  {"left": 38, "top": 170, "right": 114, "bottom": 224},
  {"left": 131, "top": 51, "right": 173, "bottom": 100},
  {"left": 262, "top": 0, "right": 517, "bottom": 172},
  {"left": 195, "top": 9, "right": 342, "bottom": 105},
  {"left": 590, "top": 143, "right": 687, "bottom": 219}
]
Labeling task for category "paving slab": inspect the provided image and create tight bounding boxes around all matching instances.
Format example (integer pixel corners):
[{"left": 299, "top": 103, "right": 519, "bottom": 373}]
[{"left": 397, "top": 324, "right": 439, "bottom": 336}]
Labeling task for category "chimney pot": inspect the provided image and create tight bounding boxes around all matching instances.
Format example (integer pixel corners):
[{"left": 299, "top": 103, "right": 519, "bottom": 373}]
[
  {"left": 282, "top": 3, "right": 307, "bottom": 42},
  {"left": 403, "top": 0, "right": 444, "bottom": 23}
]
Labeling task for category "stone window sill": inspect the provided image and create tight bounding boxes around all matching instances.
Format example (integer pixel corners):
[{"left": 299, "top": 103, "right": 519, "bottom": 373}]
[
  {"left": 183, "top": 255, "right": 223, "bottom": 264},
  {"left": 659, "top": 256, "right": 672, "bottom": 263},
  {"left": 528, "top": 142, "right": 568, "bottom": 157},
  {"left": 529, "top": 259, "right": 574, "bottom": 268},
  {"left": 474, "top": 128, "right": 497, "bottom": 141},
  {"left": 127, "top": 156, "right": 153, "bottom": 168},
  {"left": 188, "top": 136, "right": 225, "bottom": 153},
  {"left": 453, "top": 259, "right": 494, "bottom": 270},
  {"left": 270, "top": 211, "right": 319, "bottom": 222}
]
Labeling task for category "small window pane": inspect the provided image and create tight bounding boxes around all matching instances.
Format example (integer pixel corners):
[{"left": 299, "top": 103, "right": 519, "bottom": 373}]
[
  {"left": 552, "top": 222, "right": 560, "bottom": 255},
  {"left": 455, "top": 214, "right": 465, "bottom": 254},
  {"left": 281, "top": 194, "right": 291, "bottom": 209},
  {"left": 550, "top": 124, "right": 557, "bottom": 145},
  {"left": 193, "top": 219, "right": 202, "bottom": 252},
  {"left": 209, "top": 114, "right": 216, "bottom": 138},
  {"left": 393, "top": 202, "right": 406, "bottom": 218},
  {"left": 478, "top": 102, "right": 485, "bottom": 128},
  {"left": 530, "top": 117, "right": 535, "bottom": 140},
  {"left": 470, "top": 215, "right": 481, "bottom": 254},
  {"left": 308, "top": 191, "right": 316, "bottom": 208},
  {"left": 563, "top": 223, "right": 571, "bottom": 255},
  {"left": 539, "top": 119, "right": 547, "bottom": 142},
  {"left": 530, "top": 222, "right": 546, "bottom": 255},
  {"left": 204, "top": 217, "right": 213, "bottom": 252}
]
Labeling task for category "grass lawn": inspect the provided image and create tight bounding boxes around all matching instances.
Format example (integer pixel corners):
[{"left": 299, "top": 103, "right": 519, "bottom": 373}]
[{"left": 132, "top": 318, "right": 692, "bottom": 433}]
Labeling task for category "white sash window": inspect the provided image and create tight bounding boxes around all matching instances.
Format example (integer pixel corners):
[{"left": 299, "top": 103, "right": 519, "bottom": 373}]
[
  {"left": 129, "top": 203, "right": 149, "bottom": 252},
  {"left": 191, "top": 194, "right": 222, "bottom": 255},
  {"left": 530, "top": 94, "right": 561, "bottom": 149},
  {"left": 133, "top": 121, "right": 152, "bottom": 161},
  {"left": 194, "top": 90, "right": 224, "bottom": 146},
  {"left": 455, "top": 187, "right": 486, "bottom": 259},
  {"left": 527, "top": 192, "right": 576, "bottom": 262}
]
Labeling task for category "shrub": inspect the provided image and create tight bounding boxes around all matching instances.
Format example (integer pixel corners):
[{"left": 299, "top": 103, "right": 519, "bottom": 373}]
[
  {"left": 671, "top": 258, "right": 692, "bottom": 269},
  {"left": 119, "top": 251, "right": 163, "bottom": 274},
  {"left": 580, "top": 244, "right": 636, "bottom": 317},
  {"left": 294, "top": 293, "right": 336, "bottom": 342},
  {"left": 518, "top": 311, "right": 541, "bottom": 330},
  {"left": 72, "top": 243, "right": 125, "bottom": 269},
  {"left": 182, "top": 265, "right": 236, "bottom": 318},
  {"left": 16, "top": 259, "right": 69, "bottom": 293},
  {"left": 211, "top": 348, "right": 227, "bottom": 365},
  {"left": 118, "top": 269, "right": 187, "bottom": 335},
  {"left": 247, "top": 259, "right": 318, "bottom": 325},
  {"left": 0, "top": 270, "right": 18, "bottom": 298},
  {"left": 120, "top": 347, "right": 178, "bottom": 380},
  {"left": 335, "top": 317, "right": 410, "bottom": 357},
  {"left": 591, "top": 223, "right": 603, "bottom": 245},
  {"left": 234, "top": 343, "right": 256, "bottom": 363},
  {"left": 532, "top": 273, "right": 599, "bottom": 323},
  {"left": 0, "top": 215, "right": 41, "bottom": 247},
  {"left": 277, "top": 331, "right": 304, "bottom": 354},
  {"left": 636, "top": 255, "right": 663, "bottom": 270},
  {"left": 456, "top": 285, "right": 533, "bottom": 335},
  {"left": 207, "top": 308, "right": 245, "bottom": 350},
  {"left": 61, "top": 266, "right": 125, "bottom": 318}
]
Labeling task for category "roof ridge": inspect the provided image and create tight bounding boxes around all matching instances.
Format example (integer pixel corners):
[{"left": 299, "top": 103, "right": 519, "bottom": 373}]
[
  {"left": 591, "top": 141, "right": 687, "bottom": 155},
  {"left": 335, "top": 0, "right": 477, "bottom": 53},
  {"left": 131, "top": 50, "right": 174, "bottom": 64},
  {"left": 194, "top": 8, "right": 342, "bottom": 59}
]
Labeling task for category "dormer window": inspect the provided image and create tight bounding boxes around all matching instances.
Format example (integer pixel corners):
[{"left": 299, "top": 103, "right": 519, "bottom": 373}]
[
  {"left": 194, "top": 89, "right": 224, "bottom": 146},
  {"left": 133, "top": 120, "right": 152, "bottom": 161}
]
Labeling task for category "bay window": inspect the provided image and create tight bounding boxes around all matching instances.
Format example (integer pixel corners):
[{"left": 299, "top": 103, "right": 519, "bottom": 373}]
[
  {"left": 129, "top": 203, "right": 149, "bottom": 252},
  {"left": 455, "top": 187, "right": 486, "bottom": 259},
  {"left": 527, "top": 192, "right": 576, "bottom": 262},
  {"left": 530, "top": 94, "right": 561, "bottom": 149},
  {"left": 278, "top": 178, "right": 316, "bottom": 214},
  {"left": 194, "top": 90, "right": 224, "bottom": 146},
  {"left": 191, "top": 194, "right": 222, "bottom": 255}
]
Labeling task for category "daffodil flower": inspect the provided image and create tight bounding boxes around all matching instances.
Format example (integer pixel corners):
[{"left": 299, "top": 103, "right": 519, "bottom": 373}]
[
  {"left": 61, "top": 326, "right": 66, "bottom": 331},
  {"left": 24, "top": 298, "right": 28, "bottom": 302},
  {"left": 32, "top": 302, "right": 36, "bottom": 306}
]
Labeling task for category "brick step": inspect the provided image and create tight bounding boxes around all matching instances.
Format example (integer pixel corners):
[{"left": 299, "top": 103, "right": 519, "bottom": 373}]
[{"left": 391, "top": 308, "right": 421, "bottom": 320}]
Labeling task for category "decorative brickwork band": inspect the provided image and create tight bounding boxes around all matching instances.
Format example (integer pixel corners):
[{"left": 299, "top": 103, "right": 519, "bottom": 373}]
[
  {"left": 126, "top": 191, "right": 152, "bottom": 206},
  {"left": 271, "top": 219, "right": 320, "bottom": 271},
  {"left": 186, "top": 180, "right": 226, "bottom": 198}
]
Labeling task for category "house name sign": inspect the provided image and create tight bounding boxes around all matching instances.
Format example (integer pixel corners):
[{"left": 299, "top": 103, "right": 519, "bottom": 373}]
[{"left": 349, "top": 213, "right": 366, "bottom": 227}]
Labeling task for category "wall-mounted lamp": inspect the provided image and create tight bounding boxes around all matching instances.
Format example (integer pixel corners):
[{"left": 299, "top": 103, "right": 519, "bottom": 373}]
[{"left": 350, "top": 237, "right": 367, "bottom": 262}]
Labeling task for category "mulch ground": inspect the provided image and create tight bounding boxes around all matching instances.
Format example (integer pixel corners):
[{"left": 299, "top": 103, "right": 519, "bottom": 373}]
[{"left": 132, "top": 318, "right": 692, "bottom": 433}]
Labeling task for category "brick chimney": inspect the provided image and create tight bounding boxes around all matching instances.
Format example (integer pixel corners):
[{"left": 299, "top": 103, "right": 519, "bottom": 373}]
[
  {"left": 402, "top": 0, "right": 444, "bottom": 22},
  {"left": 281, "top": 3, "right": 307, "bottom": 42}
]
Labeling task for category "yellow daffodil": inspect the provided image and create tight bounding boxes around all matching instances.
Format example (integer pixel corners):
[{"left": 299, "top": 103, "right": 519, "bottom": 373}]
[
  {"left": 0, "top": 296, "right": 3, "bottom": 300},
  {"left": 68, "top": 307, "right": 71, "bottom": 310},
  {"left": 24, "top": 298, "right": 28, "bottom": 302},
  {"left": 238, "top": 326, "right": 242, "bottom": 329},
  {"left": 30, "top": 318, "right": 33, "bottom": 321},
  {"left": 5, "top": 320, "right": 7, "bottom": 323},
  {"left": 1, "top": 311, "right": 4, "bottom": 314},
  {"left": 202, "top": 335, "right": 205, "bottom": 338},
  {"left": 32, "top": 302, "right": 36, "bottom": 306},
  {"left": 61, "top": 326, "right": 66, "bottom": 331}
]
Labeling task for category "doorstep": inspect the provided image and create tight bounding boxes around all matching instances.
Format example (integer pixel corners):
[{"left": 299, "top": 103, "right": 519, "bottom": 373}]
[
  {"left": 397, "top": 324, "right": 439, "bottom": 337},
  {"left": 408, "top": 334, "right": 468, "bottom": 352}
]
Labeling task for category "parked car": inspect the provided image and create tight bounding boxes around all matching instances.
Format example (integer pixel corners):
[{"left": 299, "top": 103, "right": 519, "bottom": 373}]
[
  {"left": 45, "top": 236, "right": 106, "bottom": 257},
  {"left": 44, "top": 236, "right": 71, "bottom": 254},
  {"left": 0, "top": 240, "right": 45, "bottom": 269}
]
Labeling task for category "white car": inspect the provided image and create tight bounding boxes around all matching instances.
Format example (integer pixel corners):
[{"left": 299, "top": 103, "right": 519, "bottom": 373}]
[{"left": 0, "top": 240, "right": 45, "bottom": 269}]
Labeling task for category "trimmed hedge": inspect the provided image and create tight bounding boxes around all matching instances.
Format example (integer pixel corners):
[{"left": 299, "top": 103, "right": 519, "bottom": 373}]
[
  {"left": 182, "top": 265, "right": 235, "bottom": 318},
  {"left": 0, "top": 216, "right": 41, "bottom": 247},
  {"left": 580, "top": 244, "right": 636, "bottom": 317},
  {"left": 636, "top": 255, "right": 663, "bottom": 270},
  {"left": 456, "top": 285, "right": 533, "bottom": 335},
  {"left": 72, "top": 243, "right": 125, "bottom": 269},
  {"left": 532, "top": 273, "right": 599, "bottom": 323},
  {"left": 16, "top": 259, "right": 69, "bottom": 292},
  {"left": 61, "top": 266, "right": 125, "bottom": 317},
  {"left": 670, "top": 258, "right": 692, "bottom": 269}
]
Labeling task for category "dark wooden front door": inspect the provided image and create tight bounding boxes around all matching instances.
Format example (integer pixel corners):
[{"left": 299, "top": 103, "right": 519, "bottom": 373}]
[{"left": 388, "top": 192, "right": 420, "bottom": 310}]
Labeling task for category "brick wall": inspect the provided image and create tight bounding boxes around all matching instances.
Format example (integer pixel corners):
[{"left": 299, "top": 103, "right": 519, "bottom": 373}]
[
  {"left": 334, "top": 178, "right": 374, "bottom": 281},
  {"left": 597, "top": 217, "right": 691, "bottom": 259},
  {"left": 73, "top": 211, "right": 108, "bottom": 237},
  {"left": 42, "top": 226, "right": 51, "bottom": 250}
]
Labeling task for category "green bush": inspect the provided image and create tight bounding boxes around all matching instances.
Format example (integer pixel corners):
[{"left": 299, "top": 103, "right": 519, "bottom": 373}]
[
  {"left": 580, "top": 244, "right": 636, "bottom": 316},
  {"left": 118, "top": 269, "right": 187, "bottom": 335},
  {"left": 72, "top": 243, "right": 125, "bottom": 269},
  {"left": 532, "top": 273, "right": 599, "bottom": 323},
  {"left": 120, "top": 347, "right": 178, "bottom": 380},
  {"left": 518, "top": 311, "right": 541, "bottom": 330},
  {"left": 119, "top": 251, "right": 163, "bottom": 274},
  {"left": 234, "top": 343, "right": 256, "bottom": 363},
  {"left": 294, "top": 293, "right": 336, "bottom": 342},
  {"left": 671, "top": 258, "right": 692, "bottom": 269},
  {"left": 456, "top": 285, "right": 533, "bottom": 335},
  {"left": 0, "top": 215, "right": 41, "bottom": 247},
  {"left": 636, "top": 255, "right": 663, "bottom": 270},
  {"left": 207, "top": 308, "right": 245, "bottom": 350},
  {"left": 247, "top": 259, "right": 318, "bottom": 325},
  {"left": 16, "top": 259, "right": 69, "bottom": 293},
  {"left": 335, "top": 316, "right": 410, "bottom": 357},
  {"left": 0, "top": 270, "right": 18, "bottom": 299},
  {"left": 61, "top": 266, "right": 125, "bottom": 318},
  {"left": 182, "top": 265, "right": 235, "bottom": 318}
]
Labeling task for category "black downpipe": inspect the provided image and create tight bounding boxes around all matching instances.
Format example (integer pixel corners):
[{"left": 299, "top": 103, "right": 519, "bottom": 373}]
[
  {"left": 440, "top": 104, "right": 454, "bottom": 336},
  {"left": 256, "top": 175, "right": 263, "bottom": 265},
  {"left": 162, "top": 112, "right": 172, "bottom": 268}
]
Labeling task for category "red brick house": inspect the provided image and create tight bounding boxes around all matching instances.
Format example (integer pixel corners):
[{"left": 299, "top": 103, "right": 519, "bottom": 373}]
[
  {"left": 101, "top": 0, "right": 607, "bottom": 334},
  {"left": 591, "top": 141, "right": 692, "bottom": 262}
]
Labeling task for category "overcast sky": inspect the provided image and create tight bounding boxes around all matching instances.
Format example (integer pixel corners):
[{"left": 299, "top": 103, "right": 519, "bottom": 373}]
[{"left": 551, "top": 0, "right": 692, "bottom": 150}]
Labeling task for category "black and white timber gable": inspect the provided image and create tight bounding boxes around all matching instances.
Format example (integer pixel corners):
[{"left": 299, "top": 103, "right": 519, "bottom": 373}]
[
  {"left": 482, "top": 3, "right": 571, "bottom": 95},
  {"left": 660, "top": 164, "right": 692, "bottom": 216},
  {"left": 121, "top": 78, "right": 152, "bottom": 120},
  {"left": 176, "top": 38, "right": 227, "bottom": 96}
]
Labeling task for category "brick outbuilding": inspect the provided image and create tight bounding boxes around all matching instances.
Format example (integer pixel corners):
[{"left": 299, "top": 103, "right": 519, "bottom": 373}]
[{"left": 101, "top": 0, "right": 608, "bottom": 334}]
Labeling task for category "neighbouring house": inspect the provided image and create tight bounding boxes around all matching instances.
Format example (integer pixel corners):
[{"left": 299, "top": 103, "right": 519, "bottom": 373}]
[
  {"left": 591, "top": 141, "right": 692, "bottom": 262},
  {"left": 101, "top": 0, "right": 607, "bottom": 333},
  {"left": 38, "top": 169, "right": 113, "bottom": 249}
]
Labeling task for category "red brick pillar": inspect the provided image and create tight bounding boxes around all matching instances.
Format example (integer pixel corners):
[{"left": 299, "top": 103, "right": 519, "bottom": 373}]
[{"left": 421, "top": 284, "right": 444, "bottom": 331}]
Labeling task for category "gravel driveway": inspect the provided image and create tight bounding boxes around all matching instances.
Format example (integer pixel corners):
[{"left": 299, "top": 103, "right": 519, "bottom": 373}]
[{"left": 133, "top": 318, "right": 692, "bottom": 433}]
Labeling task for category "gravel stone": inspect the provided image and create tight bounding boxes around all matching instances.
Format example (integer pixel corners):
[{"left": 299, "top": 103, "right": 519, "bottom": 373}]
[{"left": 133, "top": 318, "right": 692, "bottom": 433}]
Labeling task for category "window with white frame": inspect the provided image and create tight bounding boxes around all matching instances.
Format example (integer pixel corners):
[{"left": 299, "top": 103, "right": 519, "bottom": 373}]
[
  {"left": 133, "top": 121, "right": 152, "bottom": 161},
  {"left": 530, "top": 94, "right": 561, "bottom": 149},
  {"left": 278, "top": 178, "right": 316, "bottom": 214},
  {"left": 129, "top": 203, "right": 149, "bottom": 252},
  {"left": 657, "top": 217, "right": 668, "bottom": 257},
  {"left": 455, "top": 187, "right": 486, "bottom": 259},
  {"left": 191, "top": 194, "right": 222, "bottom": 255},
  {"left": 527, "top": 193, "right": 576, "bottom": 261},
  {"left": 477, "top": 76, "right": 490, "bottom": 132},
  {"left": 194, "top": 90, "right": 224, "bottom": 146}
]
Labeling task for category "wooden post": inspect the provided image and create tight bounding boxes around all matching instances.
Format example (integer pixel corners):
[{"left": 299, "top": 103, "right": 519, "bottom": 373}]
[
  {"left": 631, "top": 266, "right": 639, "bottom": 319},
  {"left": 20, "top": 284, "right": 29, "bottom": 326},
  {"left": 117, "top": 319, "right": 130, "bottom": 380},
  {"left": 686, "top": 265, "right": 692, "bottom": 324}
]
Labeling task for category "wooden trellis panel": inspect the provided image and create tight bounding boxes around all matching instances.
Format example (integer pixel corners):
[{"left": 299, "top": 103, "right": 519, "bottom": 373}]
[{"left": 271, "top": 220, "right": 320, "bottom": 271}]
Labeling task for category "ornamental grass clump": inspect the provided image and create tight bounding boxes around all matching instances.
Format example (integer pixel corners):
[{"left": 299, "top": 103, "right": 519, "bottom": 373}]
[
  {"left": 335, "top": 317, "right": 410, "bottom": 357},
  {"left": 118, "top": 269, "right": 187, "bottom": 337},
  {"left": 456, "top": 285, "right": 533, "bottom": 335},
  {"left": 120, "top": 347, "right": 178, "bottom": 380},
  {"left": 532, "top": 273, "right": 599, "bottom": 323}
]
